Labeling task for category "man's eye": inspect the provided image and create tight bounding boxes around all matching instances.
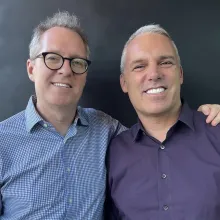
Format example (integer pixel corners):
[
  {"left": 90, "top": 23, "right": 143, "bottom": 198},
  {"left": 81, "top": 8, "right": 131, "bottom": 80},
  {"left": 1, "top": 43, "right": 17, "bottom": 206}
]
[
  {"left": 47, "top": 56, "right": 59, "bottom": 61},
  {"left": 133, "top": 65, "right": 145, "bottom": 70},
  {"left": 160, "top": 61, "right": 173, "bottom": 66}
]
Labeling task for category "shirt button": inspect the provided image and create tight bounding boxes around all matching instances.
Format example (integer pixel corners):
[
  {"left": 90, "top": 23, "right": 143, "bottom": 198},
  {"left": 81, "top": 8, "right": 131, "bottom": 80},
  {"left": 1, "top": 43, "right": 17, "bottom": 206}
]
[
  {"left": 160, "top": 145, "right": 165, "bottom": 150},
  {"left": 161, "top": 173, "right": 167, "bottom": 179},
  {"left": 69, "top": 199, "right": 72, "bottom": 204},
  {"left": 163, "top": 205, "right": 169, "bottom": 211},
  {"left": 67, "top": 168, "right": 71, "bottom": 172},
  {"left": 43, "top": 123, "right": 48, "bottom": 128}
]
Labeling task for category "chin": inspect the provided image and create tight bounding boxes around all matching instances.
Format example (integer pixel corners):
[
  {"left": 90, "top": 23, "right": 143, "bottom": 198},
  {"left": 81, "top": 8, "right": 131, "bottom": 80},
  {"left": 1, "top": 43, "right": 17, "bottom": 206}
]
[
  {"left": 49, "top": 98, "right": 75, "bottom": 107},
  {"left": 143, "top": 104, "right": 171, "bottom": 116}
]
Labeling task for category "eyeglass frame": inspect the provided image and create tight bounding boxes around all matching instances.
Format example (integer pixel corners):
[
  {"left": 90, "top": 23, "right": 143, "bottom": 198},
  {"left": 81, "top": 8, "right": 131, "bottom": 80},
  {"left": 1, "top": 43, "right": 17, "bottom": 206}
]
[{"left": 34, "top": 52, "right": 91, "bottom": 75}]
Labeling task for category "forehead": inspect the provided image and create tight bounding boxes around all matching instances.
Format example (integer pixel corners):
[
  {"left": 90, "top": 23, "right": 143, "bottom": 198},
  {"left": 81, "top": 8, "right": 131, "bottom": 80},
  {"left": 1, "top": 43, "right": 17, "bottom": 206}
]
[
  {"left": 39, "top": 27, "right": 86, "bottom": 56},
  {"left": 126, "top": 33, "right": 177, "bottom": 62}
]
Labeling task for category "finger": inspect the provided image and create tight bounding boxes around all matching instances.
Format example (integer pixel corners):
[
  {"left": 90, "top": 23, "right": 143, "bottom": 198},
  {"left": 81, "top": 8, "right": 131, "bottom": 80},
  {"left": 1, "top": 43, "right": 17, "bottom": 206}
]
[
  {"left": 211, "top": 110, "right": 220, "bottom": 126},
  {"left": 211, "top": 118, "right": 219, "bottom": 126},
  {"left": 197, "top": 104, "right": 211, "bottom": 115},
  {"left": 206, "top": 107, "right": 219, "bottom": 124}
]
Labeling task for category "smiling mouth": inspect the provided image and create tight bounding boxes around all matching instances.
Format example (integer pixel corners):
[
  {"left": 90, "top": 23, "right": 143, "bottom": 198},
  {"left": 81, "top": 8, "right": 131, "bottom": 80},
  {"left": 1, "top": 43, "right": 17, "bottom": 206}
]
[
  {"left": 52, "top": 83, "right": 72, "bottom": 88},
  {"left": 145, "top": 87, "right": 166, "bottom": 94}
]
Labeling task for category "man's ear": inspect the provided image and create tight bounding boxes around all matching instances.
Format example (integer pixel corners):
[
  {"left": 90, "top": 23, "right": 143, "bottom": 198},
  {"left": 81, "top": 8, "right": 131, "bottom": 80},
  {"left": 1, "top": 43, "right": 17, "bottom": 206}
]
[
  {"left": 180, "top": 66, "right": 184, "bottom": 85},
  {"left": 120, "top": 73, "right": 128, "bottom": 93},
  {"left": 27, "top": 59, "right": 35, "bottom": 82}
]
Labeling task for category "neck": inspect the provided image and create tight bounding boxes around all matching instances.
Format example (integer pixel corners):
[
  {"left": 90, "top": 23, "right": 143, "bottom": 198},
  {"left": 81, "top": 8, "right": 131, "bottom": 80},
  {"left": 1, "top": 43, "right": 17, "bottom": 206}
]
[
  {"left": 36, "top": 101, "right": 77, "bottom": 136},
  {"left": 138, "top": 103, "right": 181, "bottom": 142}
]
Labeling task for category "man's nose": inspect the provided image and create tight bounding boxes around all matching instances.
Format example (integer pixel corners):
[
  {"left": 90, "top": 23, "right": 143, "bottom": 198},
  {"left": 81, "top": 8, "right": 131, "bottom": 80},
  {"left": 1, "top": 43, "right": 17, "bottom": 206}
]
[
  {"left": 58, "top": 59, "right": 72, "bottom": 76},
  {"left": 146, "top": 64, "right": 162, "bottom": 81}
]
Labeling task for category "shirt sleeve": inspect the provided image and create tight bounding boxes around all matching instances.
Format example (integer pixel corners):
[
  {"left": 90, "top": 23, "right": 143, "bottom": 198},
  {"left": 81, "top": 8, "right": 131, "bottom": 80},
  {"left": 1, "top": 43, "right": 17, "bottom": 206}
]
[
  {"left": 105, "top": 132, "right": 124, "bottom": 220},
  {"left": 104, "top": 196, "right": 121, "bottom": 219},
  {"left": 0, "top": 156, "right": 2, "bottom": 215},
  {"left": 0, "top": 195, "right": 2, "bottom": 215},
  {"left": 104, "top": 172, "right": 121, "bottom": 220},
  {"left": 110, "top": 117, "right": 127, "bottom": 140}
]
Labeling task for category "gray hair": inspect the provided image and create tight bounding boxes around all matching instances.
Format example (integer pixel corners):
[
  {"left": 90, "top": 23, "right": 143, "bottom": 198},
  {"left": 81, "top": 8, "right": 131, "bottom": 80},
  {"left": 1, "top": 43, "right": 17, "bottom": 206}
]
[
  {"left": 29, "top": 11, "right": 90, "bottom": 59},
  {"left": 120, "top": 24, "right": 181, "bottom": 73}
]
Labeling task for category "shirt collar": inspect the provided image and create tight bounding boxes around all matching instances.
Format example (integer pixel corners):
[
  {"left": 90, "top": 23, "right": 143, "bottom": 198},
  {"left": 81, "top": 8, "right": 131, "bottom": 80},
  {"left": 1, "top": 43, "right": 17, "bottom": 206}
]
[
  {"left": 25, "top": 96, "right": 89, "bottom": 132},
  {"left": 25, "top": 96, "right": 44, "bottom": 132},
  {"left": 132, "top": 100, "right": 195, "bottom": 141},
  {"left": 76, "top": 106, "right": 89, "bottom": 126},
  {"left": 178, "top": 100, "right": 195, "bottom": 131}
]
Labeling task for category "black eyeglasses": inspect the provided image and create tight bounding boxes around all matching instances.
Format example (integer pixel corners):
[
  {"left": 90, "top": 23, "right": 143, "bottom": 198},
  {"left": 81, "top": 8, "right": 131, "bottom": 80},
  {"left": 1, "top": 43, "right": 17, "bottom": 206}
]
[{"left": 34, "top": 52, "right": 91, "bottom": 74}]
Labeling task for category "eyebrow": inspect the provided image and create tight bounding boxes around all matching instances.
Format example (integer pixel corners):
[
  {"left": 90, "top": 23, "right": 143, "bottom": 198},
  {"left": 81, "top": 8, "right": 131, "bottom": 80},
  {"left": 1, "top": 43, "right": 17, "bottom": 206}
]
[
  {"left": 158, "top": 55, "right": 176, "bottom": 61},
  {"left": 46, "top": 51, "right": 86, "bottom": 59},
  {"left": 130, "top": 59, "right": 146, "bottom": 67},
  {"left": 130, "top": 55, "right": 176, "bottom": 65}
]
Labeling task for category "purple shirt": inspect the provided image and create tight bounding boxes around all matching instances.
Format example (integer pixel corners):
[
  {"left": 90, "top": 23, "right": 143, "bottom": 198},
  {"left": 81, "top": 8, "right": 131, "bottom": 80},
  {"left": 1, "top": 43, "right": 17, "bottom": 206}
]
[{"left": 107, "top": 103, "right": 220, "bottom": 220}]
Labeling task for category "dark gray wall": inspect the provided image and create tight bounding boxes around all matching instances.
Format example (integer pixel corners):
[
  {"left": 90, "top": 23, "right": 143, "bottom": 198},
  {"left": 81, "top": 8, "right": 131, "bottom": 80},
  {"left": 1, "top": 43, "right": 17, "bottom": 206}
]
[{"left": 0, "top": 0, "right": 219, "bottom": 126}]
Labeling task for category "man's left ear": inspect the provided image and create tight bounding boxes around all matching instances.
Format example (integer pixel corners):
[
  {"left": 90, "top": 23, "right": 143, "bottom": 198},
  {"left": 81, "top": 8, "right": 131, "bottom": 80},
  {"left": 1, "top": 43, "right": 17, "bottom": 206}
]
[
  {"left": 27, "top": 59, "right": 35, "bottom": 82},
  {"left": 120, "top": 73, "right": 128, "bottom": 93},
  {"left": 180, "top": 66, "right": 184, "bottom": 85}
]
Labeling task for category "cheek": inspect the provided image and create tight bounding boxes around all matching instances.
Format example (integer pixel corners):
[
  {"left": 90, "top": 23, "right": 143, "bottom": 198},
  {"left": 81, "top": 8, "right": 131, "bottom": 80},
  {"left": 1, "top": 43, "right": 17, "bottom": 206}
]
[
  {"left": 166, "top": 72, "right": 181, "bottom": 86},
  {"left": 127, "top": 74, "right": 141, "bottom": 88},
  {"left": 73, "top": 75, "right": 87, "bottom": 90},
  {"left": 80, "top": 75, "right": 87, "bottom": 85},
  {"left": 174, "top": 75, "right": 183, "bottom": 87},
  {"left": 127, "top": 81, "right": 142, "bottom": 100},
  {"left": 34, "top": 74, "right": 52, "bottom": 89}
]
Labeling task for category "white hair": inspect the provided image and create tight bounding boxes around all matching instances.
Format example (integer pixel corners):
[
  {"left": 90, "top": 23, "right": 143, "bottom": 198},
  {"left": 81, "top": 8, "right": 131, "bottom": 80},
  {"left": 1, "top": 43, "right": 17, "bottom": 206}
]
[
  {"left": 29, "top": 11, "right": 90, "bottom": 59},
  {"left": 120, "top": 24, "right": 181, "bottom": 73}
]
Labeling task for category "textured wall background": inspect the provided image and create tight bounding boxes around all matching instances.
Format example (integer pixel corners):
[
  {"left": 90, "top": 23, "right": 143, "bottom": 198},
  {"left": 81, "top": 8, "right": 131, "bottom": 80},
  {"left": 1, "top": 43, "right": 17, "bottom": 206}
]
[{"left": 0, "top": 0, "right": 219, "bottom": 126}]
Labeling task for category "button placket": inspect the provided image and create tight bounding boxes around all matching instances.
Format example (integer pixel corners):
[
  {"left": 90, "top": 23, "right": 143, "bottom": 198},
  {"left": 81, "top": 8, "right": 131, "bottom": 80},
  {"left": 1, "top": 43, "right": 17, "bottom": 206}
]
[
  {"left": 161, "top": 173, "right": 167, "bottom": 179},
  {"left": 163, "top": 205, "right": 169, "bottom": 211},
  {"left": 160, "top": 145, "right": 165, "bottom": 150},
  {"left": 158, "top": 143, "right": 171, "bottom": 218}
]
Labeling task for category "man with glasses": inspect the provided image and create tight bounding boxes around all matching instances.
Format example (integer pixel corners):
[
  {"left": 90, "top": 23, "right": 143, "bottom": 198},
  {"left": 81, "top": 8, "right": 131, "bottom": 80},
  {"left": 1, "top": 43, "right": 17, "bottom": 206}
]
[{"left": 0, "top": 12, "right": 219, "bottom": 220}]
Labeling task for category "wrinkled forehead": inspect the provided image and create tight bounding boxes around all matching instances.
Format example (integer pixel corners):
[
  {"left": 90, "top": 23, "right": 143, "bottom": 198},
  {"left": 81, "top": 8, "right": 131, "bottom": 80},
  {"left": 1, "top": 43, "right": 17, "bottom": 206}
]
[{"left": 126, "top": 33, "right": 177, "bottom": 62}]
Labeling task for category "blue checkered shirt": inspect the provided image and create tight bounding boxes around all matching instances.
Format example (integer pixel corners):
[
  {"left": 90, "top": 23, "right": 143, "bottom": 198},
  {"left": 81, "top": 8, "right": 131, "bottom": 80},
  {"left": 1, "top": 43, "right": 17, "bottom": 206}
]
[{"left": 0, "top": 96, "right": 126, "bottom": 220}]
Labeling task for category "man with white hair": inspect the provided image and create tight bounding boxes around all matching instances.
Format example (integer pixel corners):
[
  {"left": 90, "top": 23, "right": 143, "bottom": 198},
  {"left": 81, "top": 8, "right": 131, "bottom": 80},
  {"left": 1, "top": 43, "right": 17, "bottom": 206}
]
[
  {"left": 107, "top": 24, "right": 220, "bottom": 220},
  {"left": 0, "top": 12, "right": 219, "bottom": 220}
]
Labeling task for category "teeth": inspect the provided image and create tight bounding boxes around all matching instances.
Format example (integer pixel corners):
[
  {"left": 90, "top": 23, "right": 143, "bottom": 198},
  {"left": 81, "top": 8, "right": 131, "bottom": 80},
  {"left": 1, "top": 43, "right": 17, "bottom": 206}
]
[
  {"left": 53, "top": 83, "right": 70, "bottom": 88},
  {"left": 147, "top": 87, "right": 165, "bottom": 94}
]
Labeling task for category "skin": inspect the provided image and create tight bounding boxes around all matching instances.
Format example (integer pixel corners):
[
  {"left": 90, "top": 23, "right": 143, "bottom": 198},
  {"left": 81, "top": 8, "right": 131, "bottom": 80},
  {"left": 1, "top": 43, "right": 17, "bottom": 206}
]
[
  {"left": 27, "top": 27, "right": 87, "bottom": 135},
  {"left": 120, "top": 33, "right": 184, "bottom": 141}
]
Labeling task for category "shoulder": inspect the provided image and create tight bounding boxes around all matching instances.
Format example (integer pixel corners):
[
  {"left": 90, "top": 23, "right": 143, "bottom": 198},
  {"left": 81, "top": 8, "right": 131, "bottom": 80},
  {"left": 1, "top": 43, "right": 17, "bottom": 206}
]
[
  {"left": 0, "top": 111, "right": 25, "bottom": 131},
  {"left": 79, "top": 107, "right": 113, "bottom": 122},
  {"left": 108, "top": 123, "right": 137, "bottom": 151},
  {"left": 193, "top": 110, "right": 220, "bottom": 130},
  {"left": 191, "top": 110, "right": 220, "bottom": 142},
  {"left": 78, "top": 106, "right": 127, "bottom": 132}
]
